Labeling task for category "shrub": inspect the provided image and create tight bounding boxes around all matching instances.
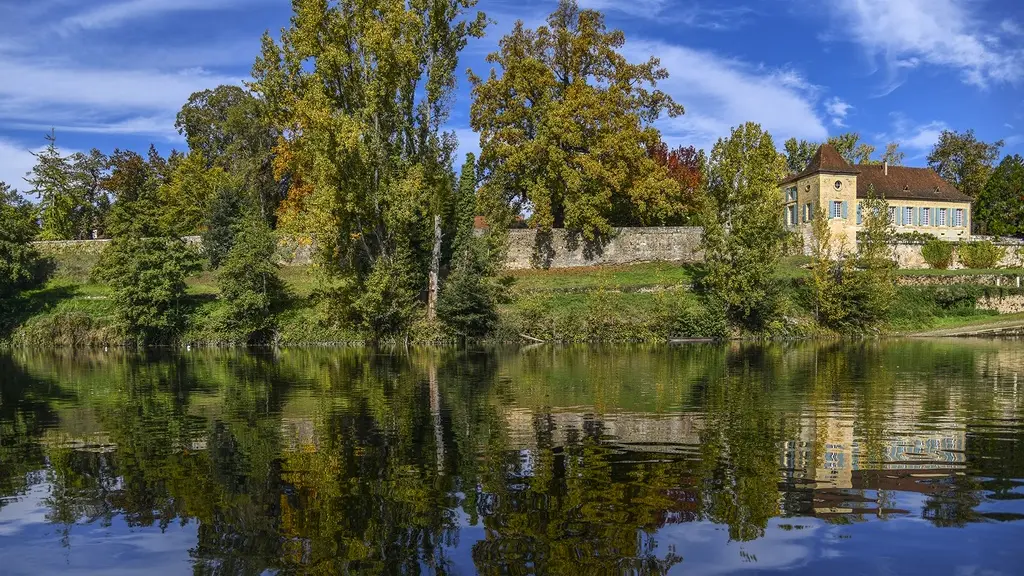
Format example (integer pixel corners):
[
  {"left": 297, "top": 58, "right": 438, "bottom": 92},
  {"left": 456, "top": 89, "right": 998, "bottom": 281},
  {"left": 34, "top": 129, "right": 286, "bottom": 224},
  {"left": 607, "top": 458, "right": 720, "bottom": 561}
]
[
  {"left": 100, "top": 237, "right": 201, "bottom": 345},
  {"left": 957, "top": 240, "right": 1006, "bottom": 269},
  {"left": 921, "top": 239, "right": 954, "bottom": 269},
  {"left": 438, "top": 239, "right": 502, "bottom": 339},
  {"left": 0, "top": 184, "right": 44, "bottom": 300},
  {"left": 217, "top": 213, "right": 287, "bottom": 344}
]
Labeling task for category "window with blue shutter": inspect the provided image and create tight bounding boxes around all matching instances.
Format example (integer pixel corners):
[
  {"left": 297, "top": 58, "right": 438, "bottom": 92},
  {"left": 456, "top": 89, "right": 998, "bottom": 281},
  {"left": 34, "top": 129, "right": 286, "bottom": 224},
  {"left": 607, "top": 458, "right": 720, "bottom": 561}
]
[{"left": 856, "top": 204, "right": 863, "bottom": 225}]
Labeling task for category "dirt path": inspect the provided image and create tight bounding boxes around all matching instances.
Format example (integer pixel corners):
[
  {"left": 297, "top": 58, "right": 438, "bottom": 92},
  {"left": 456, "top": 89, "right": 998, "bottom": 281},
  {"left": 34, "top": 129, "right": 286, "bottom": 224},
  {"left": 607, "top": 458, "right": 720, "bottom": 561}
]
[{"left": 910, "top": 314, "right": 1024, "bottom": 337}]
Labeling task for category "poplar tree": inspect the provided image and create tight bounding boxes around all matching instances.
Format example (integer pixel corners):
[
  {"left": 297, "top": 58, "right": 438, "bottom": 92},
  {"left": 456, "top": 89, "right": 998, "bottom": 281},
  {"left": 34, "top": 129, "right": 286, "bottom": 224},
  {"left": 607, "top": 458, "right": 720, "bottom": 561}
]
[
  {"left": 700, "top": 122, "right": 788, "bottom": 329},
  {"left": 251, "top": 0, "right": 486, "bottom": 339}
]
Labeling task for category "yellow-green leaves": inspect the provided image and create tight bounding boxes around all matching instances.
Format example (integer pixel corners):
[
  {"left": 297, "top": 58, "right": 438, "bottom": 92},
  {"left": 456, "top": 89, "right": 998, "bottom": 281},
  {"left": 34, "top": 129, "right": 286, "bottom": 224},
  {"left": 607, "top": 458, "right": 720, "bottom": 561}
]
[{"left": 470, "top": 0, "right": 684, "bottom": 241}]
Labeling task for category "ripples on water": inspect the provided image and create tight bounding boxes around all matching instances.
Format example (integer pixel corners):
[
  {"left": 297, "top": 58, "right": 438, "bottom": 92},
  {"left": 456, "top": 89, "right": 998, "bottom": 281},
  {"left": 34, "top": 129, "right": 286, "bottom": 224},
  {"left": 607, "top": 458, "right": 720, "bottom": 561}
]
[{"left": 0, "top": 340, "right": 1022, "bottom": 575}]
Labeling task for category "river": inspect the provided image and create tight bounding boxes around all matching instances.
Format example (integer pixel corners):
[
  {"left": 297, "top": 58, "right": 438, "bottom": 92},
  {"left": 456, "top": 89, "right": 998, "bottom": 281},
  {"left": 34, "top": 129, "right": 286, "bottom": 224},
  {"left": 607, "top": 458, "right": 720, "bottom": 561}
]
[{"left": 1, "top": 340, "right": 1022, "bottom": 575}]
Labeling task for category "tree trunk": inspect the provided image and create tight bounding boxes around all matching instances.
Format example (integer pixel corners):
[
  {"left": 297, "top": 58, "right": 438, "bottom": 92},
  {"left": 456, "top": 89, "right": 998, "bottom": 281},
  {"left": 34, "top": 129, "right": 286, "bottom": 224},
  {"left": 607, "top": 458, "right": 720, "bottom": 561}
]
[{"left": 427, "top": 214, "right": 441, "bottom": 320}]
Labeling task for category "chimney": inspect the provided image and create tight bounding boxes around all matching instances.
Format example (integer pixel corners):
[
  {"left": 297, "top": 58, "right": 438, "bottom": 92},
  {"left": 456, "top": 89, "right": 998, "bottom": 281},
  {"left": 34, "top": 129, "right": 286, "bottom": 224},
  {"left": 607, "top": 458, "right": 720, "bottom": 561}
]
[{"left": 884, "top": 161, "right": 888, "bottom": 176}]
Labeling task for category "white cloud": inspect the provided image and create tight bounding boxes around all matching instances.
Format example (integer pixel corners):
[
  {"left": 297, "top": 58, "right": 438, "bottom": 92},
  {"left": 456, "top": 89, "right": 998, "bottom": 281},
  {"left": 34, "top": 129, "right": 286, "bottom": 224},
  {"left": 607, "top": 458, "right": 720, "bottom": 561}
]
[
  {"left": 624, "top": 41, "right": 829, "bottom": 152},
  {"left": 577, "top": 1, "right": 754, "bottom": 29},
  {"left": 0, "top": 138, "right": 39, "bottom": 191},
  {"left": 1001, "top": 20, "right": 1023, "bottom": 36},
  {"left": 576, "top": 0, "right": 669, "bottom": 19},
  {"left": 57, "top": 0, "right": 260, "bottom": 33},
  {"left": 828, "top": 0, "right": 1024, "bottom": 87},
  {"left": 825, "top": 97, "right": 852, "bottom": 127},
  {"left": 875, "top": 114, "right": 949, "bottom": 156},
  {"left": 0, "top": 58, "right": 241, "bottom": 139}
]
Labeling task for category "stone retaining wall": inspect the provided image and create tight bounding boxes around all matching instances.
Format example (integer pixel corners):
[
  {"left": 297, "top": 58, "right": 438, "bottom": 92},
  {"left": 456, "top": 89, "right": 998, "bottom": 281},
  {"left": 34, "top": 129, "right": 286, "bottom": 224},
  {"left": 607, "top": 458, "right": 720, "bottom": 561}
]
[
  {"left": 893, "top": 239, "right": 1024, "bottom": 270},
  {"left": 978, "top": 294, "right": 1024, "bottom": 314},
  {"left": 503, "top": 227, "right": 704, "bottom": 270},
  {"left": 30, "top": 229, "right": 1024, "bottom": 272}
]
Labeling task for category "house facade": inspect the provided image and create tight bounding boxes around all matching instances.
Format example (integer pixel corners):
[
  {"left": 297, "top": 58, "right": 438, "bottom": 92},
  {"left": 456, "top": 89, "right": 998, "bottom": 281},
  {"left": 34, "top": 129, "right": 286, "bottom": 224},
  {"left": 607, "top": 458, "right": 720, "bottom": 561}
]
[{"left": 780, "top": 144, "right": 971, "bottom": 250}]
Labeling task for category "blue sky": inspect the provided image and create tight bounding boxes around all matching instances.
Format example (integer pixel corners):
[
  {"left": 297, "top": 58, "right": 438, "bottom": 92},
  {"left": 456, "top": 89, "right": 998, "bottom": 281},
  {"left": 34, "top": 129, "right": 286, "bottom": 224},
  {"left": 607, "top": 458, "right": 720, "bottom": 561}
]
[{"left": 1, "top": 0, "right": 1022, "bottom": 190}]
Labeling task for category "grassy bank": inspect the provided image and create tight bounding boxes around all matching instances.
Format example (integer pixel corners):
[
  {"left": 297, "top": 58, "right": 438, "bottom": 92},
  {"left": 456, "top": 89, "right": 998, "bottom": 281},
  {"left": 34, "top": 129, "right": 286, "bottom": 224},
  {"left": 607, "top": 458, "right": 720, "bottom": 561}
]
[{"left": 2, "top": 253, "right": 1022, "bottom": 347}]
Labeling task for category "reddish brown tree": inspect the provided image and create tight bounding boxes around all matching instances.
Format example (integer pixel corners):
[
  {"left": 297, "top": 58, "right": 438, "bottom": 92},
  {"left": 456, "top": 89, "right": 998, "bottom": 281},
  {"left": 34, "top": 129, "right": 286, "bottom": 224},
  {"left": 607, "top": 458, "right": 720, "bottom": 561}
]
[{"left": 648, "top": 142, "right": 705, "bottom": 224}]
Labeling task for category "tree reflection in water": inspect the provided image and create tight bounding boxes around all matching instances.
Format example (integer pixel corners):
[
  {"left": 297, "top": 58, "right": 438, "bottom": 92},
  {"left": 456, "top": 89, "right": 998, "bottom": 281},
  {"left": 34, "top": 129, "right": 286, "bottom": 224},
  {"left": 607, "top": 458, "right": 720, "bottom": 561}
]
[{"left": 0, "top": 341, "right": 1021, "bottom": 574}]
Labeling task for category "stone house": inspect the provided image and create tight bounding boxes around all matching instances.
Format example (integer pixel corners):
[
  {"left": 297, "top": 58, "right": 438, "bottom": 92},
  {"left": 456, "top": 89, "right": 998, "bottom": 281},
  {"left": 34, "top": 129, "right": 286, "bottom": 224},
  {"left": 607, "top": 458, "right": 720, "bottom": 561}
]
[{"left": 780, "top": 144, "right": 972, "bottom": 250}]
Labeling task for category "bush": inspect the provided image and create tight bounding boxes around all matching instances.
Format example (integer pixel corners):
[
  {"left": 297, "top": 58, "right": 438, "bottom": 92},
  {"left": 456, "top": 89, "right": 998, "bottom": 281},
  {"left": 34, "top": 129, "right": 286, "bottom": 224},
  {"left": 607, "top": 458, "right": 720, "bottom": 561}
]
[
  {"left": 99, "top": 237, "right": 201, "bottom": 345},
  {"left": 217, "top": 214, "right": 287, "bottom": 344},
  {"left": 0, "top": 185, "right": 45, "bottom": 300},
  {"left": 438, "top": 239, "right": 502, "bottom": 339},
  {"left": 921, "top": 239, "right": 954, "bottom": 269},
  {"left": 957, "top": 240, "right": 1006, "bottom": 269}
]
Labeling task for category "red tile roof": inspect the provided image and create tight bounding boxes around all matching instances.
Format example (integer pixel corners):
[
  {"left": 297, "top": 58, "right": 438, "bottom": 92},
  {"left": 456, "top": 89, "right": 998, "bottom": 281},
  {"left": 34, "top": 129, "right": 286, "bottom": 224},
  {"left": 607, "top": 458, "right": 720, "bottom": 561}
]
[
  {"left": 855, "top": 164, "right": 970, "bottom": 202},
  {"left": 781, "top": 144, "right": 860, "bottom": 184}
]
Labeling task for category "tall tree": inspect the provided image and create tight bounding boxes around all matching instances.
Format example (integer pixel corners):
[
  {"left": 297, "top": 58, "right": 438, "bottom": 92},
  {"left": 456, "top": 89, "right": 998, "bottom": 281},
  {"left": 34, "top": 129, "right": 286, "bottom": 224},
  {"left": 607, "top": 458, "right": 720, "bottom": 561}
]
[
  {"left": 975, "top": 154, "right": 1024, "bottom": 237},
  {"left": 25, "top": 131, "right": 77, "bottom": 240},
  {"left": 783, "top": 138, "right": 816, "bottom": 173},
  {"left": 251, "top": 0, "right": 486, "bottom": 339},
  {"left": 648, "top": 143, "right": 705, "bottom": 224},
  {"left": 879, "top": 142, "right": 905, "bottom": 166},
  {"left": 68, "top": 149, "right": 110, "bottom": 238},
  {"left": 438, "top": 152, "right": 502, "bottom": 338},
  {"left": 826, "top": 132, "right": 862, "bottom": 165},
  {"left": 927, "top": 129, "right": 1003, "bottom": 199},
  {"left": 470, "top": 0, "right": 684, "bottom": 239},
  {"left": 176, "top": 85, "right": 283, "bottom": 222},
  {"left": 700, "top": 122, "right": 789, "bottom": 329}
]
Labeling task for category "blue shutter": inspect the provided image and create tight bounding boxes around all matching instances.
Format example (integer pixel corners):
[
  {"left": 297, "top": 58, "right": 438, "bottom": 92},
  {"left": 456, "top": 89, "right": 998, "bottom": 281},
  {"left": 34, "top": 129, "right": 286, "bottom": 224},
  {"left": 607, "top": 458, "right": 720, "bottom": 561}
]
[
  {"left": 914, "top": 208, "right": 920, "bottom": 226},
  {"left": 856, "top": 204, "right": 863, "bottom": 225},
  {"left": 841, "top": 201, "right": 848, "bottom": 219}
]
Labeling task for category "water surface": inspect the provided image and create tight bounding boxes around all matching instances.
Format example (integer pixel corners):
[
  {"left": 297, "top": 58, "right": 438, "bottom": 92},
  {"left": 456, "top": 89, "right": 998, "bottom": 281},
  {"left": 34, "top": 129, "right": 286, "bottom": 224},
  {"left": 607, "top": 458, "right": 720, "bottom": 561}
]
[{"left": 1, "top": 341, "right": 1022, "bottom": 575}]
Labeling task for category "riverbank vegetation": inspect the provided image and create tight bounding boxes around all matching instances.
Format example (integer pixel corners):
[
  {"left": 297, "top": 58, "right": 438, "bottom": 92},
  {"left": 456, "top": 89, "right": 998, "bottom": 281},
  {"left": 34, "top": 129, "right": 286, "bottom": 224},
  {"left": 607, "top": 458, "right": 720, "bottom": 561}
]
[{"left": 1, "top": 0, "right": 1021, "bottom": 347}]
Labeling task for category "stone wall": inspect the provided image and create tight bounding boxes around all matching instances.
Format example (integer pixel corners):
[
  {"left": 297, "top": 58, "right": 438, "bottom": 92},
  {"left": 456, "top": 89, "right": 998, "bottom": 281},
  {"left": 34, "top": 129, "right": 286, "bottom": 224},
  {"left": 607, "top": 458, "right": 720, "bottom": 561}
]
[
  {"left": 893, "top": 238, "right": 1024, "bottom": 270},
  {"left": 30, "top": 229, "right": 1024, "bottom": 272},
  {"left": 978, "top": 294, "right": 1024, "bottom": 315},
  {"left": 502, "top": 227, "right": 704, "bottom": 270}
]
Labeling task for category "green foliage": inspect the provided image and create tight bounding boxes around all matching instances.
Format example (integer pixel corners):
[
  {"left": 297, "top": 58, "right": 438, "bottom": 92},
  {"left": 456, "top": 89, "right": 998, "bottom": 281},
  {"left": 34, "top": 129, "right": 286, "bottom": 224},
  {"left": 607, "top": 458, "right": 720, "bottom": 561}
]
[
  {"left": 438, "top": 241, "right": 501, "bottom": 338},
  {"left": 216, "top": 214, "right": 286, "bottom": 344},
  {"left": 252, "top": 0, "right": 486, "bottom": 339},
  {"left": 203, "top": 185, "right": 246, "bottom": 268},
  {"left": 98, "top": 237, "right": 201, "bottom": 345},
  {"left": 892, "top": 230, "right": 938, "bottom": 243},
  {"left": 175, "top": 85, "right": 282, "bottom": 222},
  {"left": 0, "top": 183, "right": 44, "bottom": 300},
  {"left": 928, "top": 129, "right": 1003, "bottom": 200},
  {"left": 103, "top": 147, "right": 173, "bottom": 238},
  {"left": 26, "top": 131, "right": 77, "bottom": 240},
  {"left": 851, "top": 189, "right": 897, "bottom": 327},
  {"left": 957, "top": 240, "right": 1006, "bottom": 269},
  {"left": 921, "top": 238, "right": 955, "bottom": 269},
  {"left": 470, "top": 0, "right": 684, "bottom": 239},
  {"left": 783, "top": 138, "right": 816, "bottom": 173},
  {"left": 700, "top": 122, "right": 789, "bottom": 330},
  {"left": 438, "top": 152, "right": 504, "bottom": 339},
  {"left": 826, "top": 132, "right": 874, "bottom": 165},
  {"left": 808, "top": 189, "right": 896, "bottom": 330},
  {"left": 974, "top": 154, "right": 1023, "bottom": 237},
  {"left": 159, "top": 150, "right": 235, "bottom": 236}
]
